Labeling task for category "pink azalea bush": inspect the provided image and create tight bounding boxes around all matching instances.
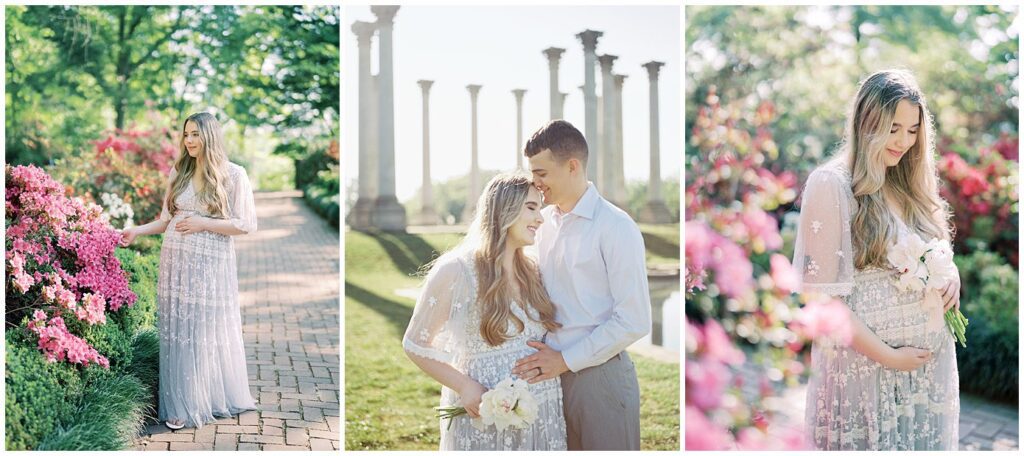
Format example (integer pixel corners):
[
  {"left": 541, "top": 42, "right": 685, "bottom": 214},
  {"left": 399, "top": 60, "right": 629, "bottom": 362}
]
[
  {"left": 937, "top": 136, "right": 1019, "bottom": 267},
  {"left": 685, "top": 87, "right": 853, "bottom": 450},
  {"left": 5, "top": 164, "right": 137, "bottom": 368},
  {"left": 49, "top": 126, "right": 177, "bottom": 226}
]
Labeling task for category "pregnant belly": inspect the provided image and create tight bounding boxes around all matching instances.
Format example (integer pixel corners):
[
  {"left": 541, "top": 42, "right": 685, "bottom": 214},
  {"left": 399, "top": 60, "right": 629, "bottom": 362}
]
[{"left": 852, "top": 270, "right": 946, "bottom": 352}]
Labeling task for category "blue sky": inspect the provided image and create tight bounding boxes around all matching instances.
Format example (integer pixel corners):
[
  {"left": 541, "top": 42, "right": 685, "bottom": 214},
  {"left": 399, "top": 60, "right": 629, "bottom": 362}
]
[{"left": 343, "top": 5, "right": 681, "bottom": 202}]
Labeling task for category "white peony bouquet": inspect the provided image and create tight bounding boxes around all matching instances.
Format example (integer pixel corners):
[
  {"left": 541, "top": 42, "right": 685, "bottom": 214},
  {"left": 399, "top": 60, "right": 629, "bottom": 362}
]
[
  {"left": 436, "top": 377, "right": 539, "bottom": 432},
  {"left": 887, "top": 236, "right": 968, "bottom": 347}
]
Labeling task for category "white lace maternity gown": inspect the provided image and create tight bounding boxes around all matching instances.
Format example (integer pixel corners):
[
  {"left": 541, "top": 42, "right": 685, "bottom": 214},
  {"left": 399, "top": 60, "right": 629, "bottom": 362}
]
[
  {"left": 403, "top": 252, "right": 568, "bottom": 450},
  {"left": 157, "top": 162, "right": 257, "bottom": 428},
  {"left": 793, "top": 161, "right": 959, "bottom": 450}
]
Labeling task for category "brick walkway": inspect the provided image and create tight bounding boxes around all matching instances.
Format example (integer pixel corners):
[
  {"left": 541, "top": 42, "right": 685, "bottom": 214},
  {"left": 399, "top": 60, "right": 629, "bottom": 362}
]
[
  {"left": 134, "top": 191, "right": 340, "bottom": 451},
  {"left": 736, "top": 363, "right": 1019, "bottom": 450}
]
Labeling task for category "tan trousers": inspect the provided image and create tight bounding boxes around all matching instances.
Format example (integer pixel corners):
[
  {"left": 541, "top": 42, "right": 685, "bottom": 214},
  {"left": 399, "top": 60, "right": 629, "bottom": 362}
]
[{"left": 559, "top": 351, "right": 641, "bottom": 450}]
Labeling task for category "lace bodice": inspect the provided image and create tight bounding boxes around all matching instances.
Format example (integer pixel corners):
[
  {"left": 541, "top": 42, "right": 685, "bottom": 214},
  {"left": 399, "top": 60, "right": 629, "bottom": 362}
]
[{"left": 160, "top": 163, "right": 257, "bottom": 234}]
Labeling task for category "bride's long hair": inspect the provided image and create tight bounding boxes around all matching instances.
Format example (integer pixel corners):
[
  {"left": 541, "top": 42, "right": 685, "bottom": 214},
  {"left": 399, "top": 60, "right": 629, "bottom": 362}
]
[
  {"left": 166, "top": 112, "right": 231, "bottom": 218},
  {"left": 833, "top": 69, "right": 952, "bottom": 269},
  {"left": 427, "top": 173, "right": 561, "bottom": 346}
]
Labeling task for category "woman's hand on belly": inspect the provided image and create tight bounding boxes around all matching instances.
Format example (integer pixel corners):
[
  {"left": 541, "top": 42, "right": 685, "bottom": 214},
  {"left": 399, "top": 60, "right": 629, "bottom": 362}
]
[
  {"left": 883, "top": 346, "right": 932, "bottom": 372},
  {"left": 175, "top": 216, "right": 208, "bottom": 235}
]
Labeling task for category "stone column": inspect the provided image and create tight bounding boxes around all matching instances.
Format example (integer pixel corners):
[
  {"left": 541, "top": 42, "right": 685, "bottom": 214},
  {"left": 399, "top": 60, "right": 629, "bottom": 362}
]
[
  {"left": 542, "top": 47, "right": 565, "bottom": 120},
  {"left": 370, "top": 5, "right": 406, "bottom": 231},
  {"left": 576, "top": 30, "right": 602, "bottom": 180},
  {"left": 613, "top": 73, "right": 628, "bottom": 208},
  {"left": 417, "top": 80, "right": 439, "bottom": 225},
  {"left": 512, "top": 89, "right": 526, "bottom": 169},
  {"left": 560, "top": 92, "right": 568, "bottom": 118},
  {"left": 349, "top": 20, "right": 377, "bottom": 231},
  {"left": 598, "top": 54, "right": 617, "bottom": 198},
  {"left": 462, "top": 84, "right": 482, "bottom": 223},
  {"left": 640, "top": 61, "right": 672, "bottom": 223}
]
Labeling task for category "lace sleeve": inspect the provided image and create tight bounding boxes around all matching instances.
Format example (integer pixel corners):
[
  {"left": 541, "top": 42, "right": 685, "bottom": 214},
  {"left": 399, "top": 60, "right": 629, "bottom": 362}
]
[
  {"left": 227, "top": 165, "right": 257, "bottom": 234},
  {"left": 792, "top": 167, "right": 856, "bottom": 297},
  {"left": 402, "top": 255, "right": 467, "bottom": 365}
]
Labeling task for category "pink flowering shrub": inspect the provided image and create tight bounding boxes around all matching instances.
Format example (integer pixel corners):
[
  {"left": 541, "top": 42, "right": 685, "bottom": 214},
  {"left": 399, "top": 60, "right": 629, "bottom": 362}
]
[
  {"left": 5, "top": 164, "right": 137, "bottom": 368},
  {"left": 937, "top": 136, "right": 1018, "bottom": 267},
  {"left": 49, "top": 127, "right": 177, "bottom": 226},
  {"left": 685, "top": 87, "right": 853, "bottom": 450}
]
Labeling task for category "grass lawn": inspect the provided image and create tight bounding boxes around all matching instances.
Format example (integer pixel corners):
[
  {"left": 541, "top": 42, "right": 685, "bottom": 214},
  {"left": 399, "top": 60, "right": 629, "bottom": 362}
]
[{"left": 344, "top": 228, "right": 680, "bottom": 450}]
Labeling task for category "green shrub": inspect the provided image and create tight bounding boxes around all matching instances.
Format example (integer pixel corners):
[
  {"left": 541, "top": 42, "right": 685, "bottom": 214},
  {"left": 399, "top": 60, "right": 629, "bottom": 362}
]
[
  {"left": 4, "top": 331, "right": 82, "bottom": 450},
  {"left": 130, "top": 327, "right": 161, "bottom": 411},
  {"left": 954, "top": 249, "right": 1019, "bottom": 403},
  {"left": 303, "top": 164, "right": 340, "bottom": 229},
  {"left": 37, "top": 372, "right": 151, "bottom": 450}
]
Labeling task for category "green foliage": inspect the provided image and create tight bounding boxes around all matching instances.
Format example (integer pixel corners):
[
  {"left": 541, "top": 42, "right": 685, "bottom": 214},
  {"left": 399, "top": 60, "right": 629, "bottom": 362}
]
[
  {"left": 4, "top": 331, "right": 82, "bottom": 450},
  {"left": 953, "top": 249, "right": 1019, "bottom": 402},
  {"left": 304, "top": 164, "right": 341, "bottom": 229},
  {"left": 6, "top": 5, "right": 339, "bottom": 167},
  {"left": 38, "top": 373, "right": 152, "bottom": 450},
  {"left": 5, "top": 240, "right": 162, "bottom": 450}
]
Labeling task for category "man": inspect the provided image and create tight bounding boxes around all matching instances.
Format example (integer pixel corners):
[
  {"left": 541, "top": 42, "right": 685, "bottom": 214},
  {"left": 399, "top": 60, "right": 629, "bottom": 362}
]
[{"left": 511, "top": 119, "right": 651, "bottom": 450}]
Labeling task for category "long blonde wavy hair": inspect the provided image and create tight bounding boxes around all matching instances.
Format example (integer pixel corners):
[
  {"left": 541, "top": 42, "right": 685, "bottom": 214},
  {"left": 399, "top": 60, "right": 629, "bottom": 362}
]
[
  {"left": 166, "top": 112, "right": 231, "bottom": 218},
  {"left": 836, "top": 69, "right": 953, "bottom": 269},
  {"left": 427, "top": 173, "right": 561, "bottom": 346}
]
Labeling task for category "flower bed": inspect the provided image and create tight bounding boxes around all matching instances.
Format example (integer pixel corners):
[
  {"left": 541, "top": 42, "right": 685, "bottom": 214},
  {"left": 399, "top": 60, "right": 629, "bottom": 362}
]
[{"left": 5, "top": 165, "right": 161, "bottom": 450}]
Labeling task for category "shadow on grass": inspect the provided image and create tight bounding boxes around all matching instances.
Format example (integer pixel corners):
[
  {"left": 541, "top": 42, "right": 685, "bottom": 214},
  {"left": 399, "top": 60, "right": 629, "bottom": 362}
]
[
  {"left": 370, "top": 232, "right": 445, "bottom": 276},
  {"left": 641, "top": 231, "right": 680, "bottom": 260},
  {"left": 345, "top": 280, "right": 413, "bottom": 337}
]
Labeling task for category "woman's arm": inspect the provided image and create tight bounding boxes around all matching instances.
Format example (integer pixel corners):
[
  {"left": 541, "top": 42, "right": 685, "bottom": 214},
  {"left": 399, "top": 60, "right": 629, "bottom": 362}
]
[
  {"left": 175, "top": 216, "right": 247, "bottom": 236},
  {"left": 405, "top": 352, "right": 487, "bottom": 418},
  {"left": 848, "top": 307, "right": 931, "bottom": 371}
]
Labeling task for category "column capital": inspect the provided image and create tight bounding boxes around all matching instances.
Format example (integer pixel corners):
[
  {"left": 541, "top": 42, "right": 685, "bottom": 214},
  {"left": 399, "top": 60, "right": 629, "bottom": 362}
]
[
  {"left": 371, "top": 5, "right": 400, "bottom": 26},
  {"left": 417, "top": 80, "right": 434, "bottom": 92},
  {"left": 614, "top": 74, "right": 628, "bottom": 87},
  {"left": 467, "top": 84, "right": 482, "bottom": 98},
  {"left": 643, "top": 61, "right": 665, "bottom": 80},
  {"left": 543, "top": 47, "right": 566, "bottom": 62},
  {"left": 597, "top": 54, "right": 618, "bottom": 71},
  {"left": 576, "top": 29, "right": 603, "bottom": 52},
  {"left": 511, "top": 89, "right": 527, "bottom": 100},
  {"left": 351, "top": 20, "right": 376, "bottom": 44}
]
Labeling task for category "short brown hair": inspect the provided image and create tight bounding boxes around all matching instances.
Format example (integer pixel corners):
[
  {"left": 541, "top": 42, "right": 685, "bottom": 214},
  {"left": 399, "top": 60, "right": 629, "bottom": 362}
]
[{"left": 523, "top": 120, "right": 588, "bottom": 166}]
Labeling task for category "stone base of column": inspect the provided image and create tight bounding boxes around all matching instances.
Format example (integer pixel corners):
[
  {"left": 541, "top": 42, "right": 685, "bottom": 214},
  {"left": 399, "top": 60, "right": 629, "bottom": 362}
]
[
  {"left": 415, "top": 206, "right": 440, "bottom": 226},
  {"left": 607, "top": 198, "right": 630, "bottom": 215},
  {"left": 372, "top": 196, "right": 408, "bottom": 232},
  {"left": 349, "top": 197, "right": 376, "bottom": 231},
  {"left": 639, "top": 199, "right": 674, "bottom": 224}
]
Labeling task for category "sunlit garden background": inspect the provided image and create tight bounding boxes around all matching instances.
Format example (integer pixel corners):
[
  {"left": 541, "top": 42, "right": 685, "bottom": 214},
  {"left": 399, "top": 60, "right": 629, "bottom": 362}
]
[
  {"left": 684, "top": 5, "right": 1019, "bottom": 450},
  {"left": 5, "top": 5, "right": 338, "bottom": 449}
]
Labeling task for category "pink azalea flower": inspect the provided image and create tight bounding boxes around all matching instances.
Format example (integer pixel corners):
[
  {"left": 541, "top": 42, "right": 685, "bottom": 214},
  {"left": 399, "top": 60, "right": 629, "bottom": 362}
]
[
  {"left": 792, "top": 296, "right": 853, "bottom": 346},
  {"left": 769, "top": 254, "right": 800, "bottom": 295},
  {"left": 685, "top": 405, "right": 734, "bottom": 450}
]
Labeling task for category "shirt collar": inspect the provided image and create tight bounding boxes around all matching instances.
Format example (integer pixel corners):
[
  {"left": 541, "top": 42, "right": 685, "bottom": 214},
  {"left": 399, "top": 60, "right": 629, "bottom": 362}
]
[{"left": 555, "top": 182, "right": 599, "bottom": 221}]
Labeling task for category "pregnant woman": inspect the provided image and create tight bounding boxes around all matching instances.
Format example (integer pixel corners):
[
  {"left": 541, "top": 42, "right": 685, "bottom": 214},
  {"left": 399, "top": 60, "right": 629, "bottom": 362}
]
[
  {"left": 793, "top": 69, "right": 961, "bottom": 450},
  {"left": 120, "top": 112, "right": 257, "bottom": 429}
]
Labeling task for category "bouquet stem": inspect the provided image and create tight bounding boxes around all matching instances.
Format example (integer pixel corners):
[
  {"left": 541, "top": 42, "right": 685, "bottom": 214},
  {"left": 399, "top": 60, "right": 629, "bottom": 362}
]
[
  {"left": 944, "top": 308, "right": 969, "bottom": 348},
  {"left": 435, "top": 406, "right": 467, "bottom": 431}
]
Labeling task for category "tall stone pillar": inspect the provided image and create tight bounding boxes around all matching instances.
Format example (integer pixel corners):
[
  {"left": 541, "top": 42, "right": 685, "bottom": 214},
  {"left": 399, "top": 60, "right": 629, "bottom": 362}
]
[
  {"left": 612, "top": 73, "right": 628, "bottom": 208},
  {"left": 576, "top": 30, "right": 603, "bottom": 180},
  {"left": 417, "top": 80, "right": 439, "bottom": 225},
  {"left": 640, "top": 61, "right": 672, "bottom": 223},
  {"left": 512, "top": 89, "right": 526, "bottom": 169},
  {"left": 560, "top": 92, "right": 568, "bottom": 118},
  {"left": 542, "top": 47, "right": 565, "bottom": 120},
  {"left": 370, "top": 5, "right": 406, "bottom": 231},
  {"left": 349, "top": 20, "right": 377, "bottom": 230},
  {"left": 598, "top": 54, "right": 617, "bottom": 199},
  {"left": 462, "top": 84, "right": 482, "bottom": 223}
]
